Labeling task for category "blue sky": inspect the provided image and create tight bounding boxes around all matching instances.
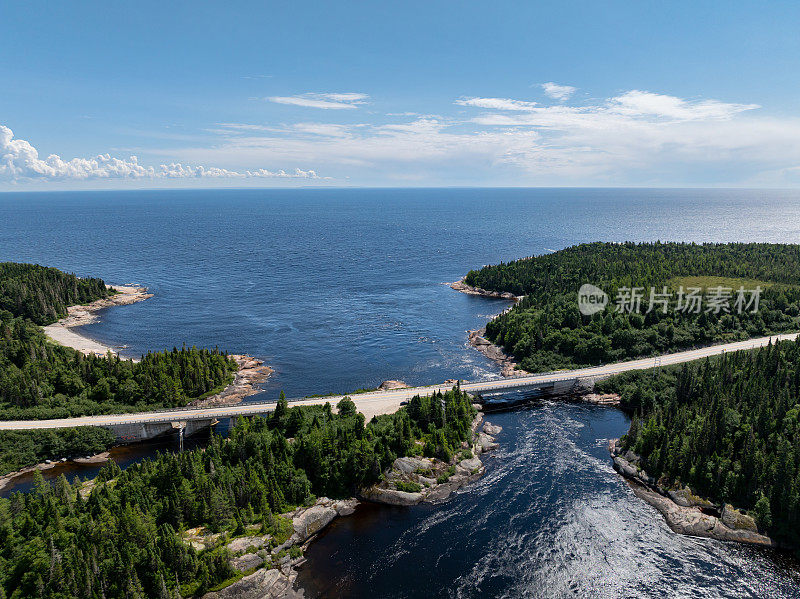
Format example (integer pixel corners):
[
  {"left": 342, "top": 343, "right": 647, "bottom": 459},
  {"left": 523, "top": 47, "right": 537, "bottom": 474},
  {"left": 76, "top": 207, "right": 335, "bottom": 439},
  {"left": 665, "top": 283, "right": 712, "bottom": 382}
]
[{"left": 2, "top": 1, "right": 800, "bottom": 189}]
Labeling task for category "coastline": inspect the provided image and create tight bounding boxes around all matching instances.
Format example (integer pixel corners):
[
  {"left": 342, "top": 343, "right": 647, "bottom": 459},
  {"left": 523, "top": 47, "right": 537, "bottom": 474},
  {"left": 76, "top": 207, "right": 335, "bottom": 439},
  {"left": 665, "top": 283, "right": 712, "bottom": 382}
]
[
  {"left": 449, "top": 278, "right": 522, "bottom": 301},
  {"left": 2, "top": 285, "right": 274, "bottom": 492},
  {"left": 609, "top": 439, "right": 775, "bottom": 547},
  {"left": 189, "top": 354, "right": 274, "bottom": 408},
  {"left": 468, "top": 327, "right": 529, "bottom": 377},
  {"left": 449, "top": 278, "right": 529, "bottom": 377},
  {"left": 204, "top": 408, "right": 502, "bottom": 598},
  {"left": 43, "top": 284, "right": 153, "bottom": 359}
]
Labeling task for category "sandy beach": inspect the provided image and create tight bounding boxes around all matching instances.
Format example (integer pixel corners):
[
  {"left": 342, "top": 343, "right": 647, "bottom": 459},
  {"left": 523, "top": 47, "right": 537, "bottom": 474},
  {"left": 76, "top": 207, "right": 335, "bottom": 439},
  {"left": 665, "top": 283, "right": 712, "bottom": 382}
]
[{"left": 42, "top": 284, "right": 153, "bottom": 359}]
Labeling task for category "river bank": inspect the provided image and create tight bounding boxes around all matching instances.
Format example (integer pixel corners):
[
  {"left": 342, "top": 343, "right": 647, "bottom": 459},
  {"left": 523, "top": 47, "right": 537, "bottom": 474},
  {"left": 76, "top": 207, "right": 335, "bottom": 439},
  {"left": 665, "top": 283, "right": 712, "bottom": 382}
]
[
  {"left": 0, "top": 451, "right": 111, "bottom": 494},
  {"left": 203, "top": 409, "right": 503, "bottom": 598},
  {"left": 43, "top": 284, "right": 153, "bottom": 359},
  {"left": 609, "top": 439, "right": 775, "bottom": 547}
]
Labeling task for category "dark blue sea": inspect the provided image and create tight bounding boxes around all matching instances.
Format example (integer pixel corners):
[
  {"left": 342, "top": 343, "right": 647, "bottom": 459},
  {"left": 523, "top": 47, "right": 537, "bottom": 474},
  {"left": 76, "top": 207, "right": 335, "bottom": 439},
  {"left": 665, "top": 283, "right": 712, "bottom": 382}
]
[{"left": 2, "top": 188, "right": 800, "bottom": 597}]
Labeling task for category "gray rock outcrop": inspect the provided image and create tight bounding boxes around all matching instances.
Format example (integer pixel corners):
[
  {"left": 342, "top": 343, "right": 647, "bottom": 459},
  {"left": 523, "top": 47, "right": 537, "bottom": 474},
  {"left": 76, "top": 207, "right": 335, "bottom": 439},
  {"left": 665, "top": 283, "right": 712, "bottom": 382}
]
[
  {"left": 203, "top": 566, "right": 301, "bottom": 599},
  {"left": 292, "top": 504, "right": 337, "bottom": 542}
]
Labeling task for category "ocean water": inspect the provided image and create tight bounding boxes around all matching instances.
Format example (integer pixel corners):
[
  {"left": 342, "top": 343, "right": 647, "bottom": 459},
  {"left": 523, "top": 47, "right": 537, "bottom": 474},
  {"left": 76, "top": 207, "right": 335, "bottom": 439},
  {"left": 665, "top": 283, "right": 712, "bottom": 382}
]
[{"left": 2, "top": 187, "right": 800, "bottom": 596}]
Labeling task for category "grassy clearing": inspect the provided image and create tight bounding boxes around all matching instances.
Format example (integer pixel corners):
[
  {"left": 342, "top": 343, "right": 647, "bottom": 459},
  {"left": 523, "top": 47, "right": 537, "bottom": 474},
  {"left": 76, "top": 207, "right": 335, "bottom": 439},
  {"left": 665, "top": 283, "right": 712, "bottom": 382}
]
[{"left": 668, "top": 275, "right": 779, "bottom": 292}]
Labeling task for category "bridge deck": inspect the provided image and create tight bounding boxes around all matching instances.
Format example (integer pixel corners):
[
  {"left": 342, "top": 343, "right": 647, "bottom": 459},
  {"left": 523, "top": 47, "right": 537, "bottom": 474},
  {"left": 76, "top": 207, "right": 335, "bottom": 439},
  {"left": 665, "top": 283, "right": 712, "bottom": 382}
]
[{"left": 0, "top": 333, "right": 795, "bottom": 430}]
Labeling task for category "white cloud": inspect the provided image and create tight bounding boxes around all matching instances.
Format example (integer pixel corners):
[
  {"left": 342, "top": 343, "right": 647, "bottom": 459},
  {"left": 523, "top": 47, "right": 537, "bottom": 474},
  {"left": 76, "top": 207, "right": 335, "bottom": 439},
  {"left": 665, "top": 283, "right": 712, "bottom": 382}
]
[
  {"left": 0, "top": 125, "right": 322, "bottom": 182},
  {"left": 609, "top": 90, "right": 758, "bottom": 120},
  {"left": 456, "top": 97, "right": 539, "bottom": 111},
  {"left": 184, "top": 89, "right": 800, "bottom": 185},
  {"left": 7, "top": 87, "right": 800, "bottom": 187},
  {"left": 267, "top": 92, "right": 369, "bottom": 110},
  {"left": 541, "top": 82, "right": 576, "bottom": 101}
]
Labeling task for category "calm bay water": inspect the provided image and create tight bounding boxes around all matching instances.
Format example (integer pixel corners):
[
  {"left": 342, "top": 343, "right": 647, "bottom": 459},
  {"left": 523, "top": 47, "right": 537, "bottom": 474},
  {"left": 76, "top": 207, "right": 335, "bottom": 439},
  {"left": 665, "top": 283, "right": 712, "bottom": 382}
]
[{"left": 2, "top": 187, "right": 800, "bottom": 596}]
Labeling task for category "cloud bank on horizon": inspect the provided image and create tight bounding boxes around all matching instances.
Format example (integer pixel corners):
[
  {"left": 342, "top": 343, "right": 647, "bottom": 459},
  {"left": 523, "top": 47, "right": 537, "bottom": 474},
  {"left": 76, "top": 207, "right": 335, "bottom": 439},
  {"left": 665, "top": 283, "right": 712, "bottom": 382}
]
[
  {"left": 4, "top": 85, "right": 800, "bottom": 187},
  {"left": 0, "top": 126, "right": 321, "bottom": 182}
]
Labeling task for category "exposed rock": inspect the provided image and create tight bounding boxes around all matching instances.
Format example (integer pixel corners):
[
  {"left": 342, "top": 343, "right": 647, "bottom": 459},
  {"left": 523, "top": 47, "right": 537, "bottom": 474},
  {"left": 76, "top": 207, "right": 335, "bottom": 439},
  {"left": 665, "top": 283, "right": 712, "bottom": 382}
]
[
  {"left": 721, "top": 503, "right": 759, "bottom": 533},
  {"left": 361, "top": 487, "right": 424, "bottom": 505},
  {"left": 609, "top": 438, "right": 775, "bottom": 547},
  {"left": 362, "top": 411, "right": 499, "bottom": 507},
  {"left": 226, "top": 534, "right": 271, "bottom": 555},
  {"left": 471, "top": 410, "right": 484, "bottom": 432},
  {"left": 457, "top": 457, "right": 483, "bottom": 472},
  {"left": 582, "top": 393, "right": 621, "bottom": 406},
  {"left": 482, "top": 422, "right": 502, "bottom": 435},
  {"left": 378, "top": 380, "right": 410, "bottom": 390},
  {"left": 392, "top": 456, "right": 433, "bottom": 474},
  {"left": 476, "top": 432, "right": 498, "bottom": 452},
  {"left": 667, "top": 487, "right": 715, "bottom": 509},
  {"left": 467, "top": 328, "right": 529, "bottom": 378},
  {"left": 189, "top": 354, "right": 274, "bottom": 408},
  {"left": 449, "top": 279, "right": 522, "bottom": 301},
  {"left": 202, "top": 566, "right": 301, "bottom": 599},
  {"left": 332, "top": 498, "right": 359, "bottom": 517},
  {"left": 424, "top": 481, "right": 462, "bottom": 502},
  {"left": 292, "top": 504, "right": 337, "bottom": 542},
  {"left": 627, "top": 481, "right": 774, "bottom": 546},
  {"left": 230, "top": 552, "right": 265, "bottom": 573}
]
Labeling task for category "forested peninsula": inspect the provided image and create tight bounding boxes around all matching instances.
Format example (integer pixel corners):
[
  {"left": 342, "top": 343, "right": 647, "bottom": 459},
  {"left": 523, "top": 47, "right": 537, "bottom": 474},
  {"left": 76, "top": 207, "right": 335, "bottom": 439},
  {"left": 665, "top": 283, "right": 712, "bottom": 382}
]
[
  {"left": 0, "top": 263, "right": 237, "bottom": 474},
  {"left": 464, "top": 242, "right": 800, "bottom": 372}
]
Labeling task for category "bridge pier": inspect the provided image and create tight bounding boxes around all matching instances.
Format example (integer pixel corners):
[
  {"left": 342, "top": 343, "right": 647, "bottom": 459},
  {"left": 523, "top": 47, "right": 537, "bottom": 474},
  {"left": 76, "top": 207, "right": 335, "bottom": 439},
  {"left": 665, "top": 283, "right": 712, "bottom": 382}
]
[{"left": 104, "top": 418, "right": 219, "bottom": 444}]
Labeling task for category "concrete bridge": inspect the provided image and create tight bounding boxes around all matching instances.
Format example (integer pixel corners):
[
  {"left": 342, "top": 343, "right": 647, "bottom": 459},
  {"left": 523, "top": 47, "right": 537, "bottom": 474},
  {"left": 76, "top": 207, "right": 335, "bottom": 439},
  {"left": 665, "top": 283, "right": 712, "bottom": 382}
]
[{"left": 0, "top": 333, "right": 796, "bottom": 443}]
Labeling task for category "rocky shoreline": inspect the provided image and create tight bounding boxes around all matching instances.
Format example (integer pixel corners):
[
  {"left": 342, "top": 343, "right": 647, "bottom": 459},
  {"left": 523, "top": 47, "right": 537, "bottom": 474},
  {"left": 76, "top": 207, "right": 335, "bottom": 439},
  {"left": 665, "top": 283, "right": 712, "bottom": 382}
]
[
  {"left": 581, "top": 392, "right": 621, "bottom": 406},
  {"left": 449, "top": 278, "right": 521, "bottom": 301},
  {"left": 609, "top": 439, "right": 775, "bottom": 547},
  {"left": 450, "top": 278, "right": 529, "bottom": 378},
  {"left": 189, "top": 354, "right": 274, "bottom": 408},
  {"left": 468, "top": 328, "right": 527, "bottom": 377},
  {"left": 204, "top": 408, "right": 502, "bottom": 598},
  {"left": 361, "top": 408, "right": 501, "bottom": 505}
]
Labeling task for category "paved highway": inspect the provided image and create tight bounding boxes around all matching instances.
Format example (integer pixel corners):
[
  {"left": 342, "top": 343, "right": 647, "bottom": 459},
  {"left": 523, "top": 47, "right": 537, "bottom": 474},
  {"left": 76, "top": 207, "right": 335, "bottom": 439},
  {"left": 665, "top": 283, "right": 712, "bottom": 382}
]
[{"left": 1, "top": 333, "right": 796, "bottom": 430}]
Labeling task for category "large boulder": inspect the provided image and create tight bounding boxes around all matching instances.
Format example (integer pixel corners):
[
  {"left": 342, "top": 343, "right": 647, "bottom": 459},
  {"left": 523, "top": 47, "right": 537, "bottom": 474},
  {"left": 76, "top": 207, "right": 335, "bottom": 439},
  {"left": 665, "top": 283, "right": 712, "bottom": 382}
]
[
  {"left": 378, "top": 380, "right": 410, "bottom": 390},
  {"left": 476, "top": 432, "right": 498, "bottom": 452},
  {"left": 292, "top": 504, "right": 337, "bottom": 542},
  {"left": 721, "top": 504, "right": 759, "bottom": 532},
  {"left": 458, "top": 457, "right": 483, "bottom": 472},
  {"left": 226, "top": 534, "right": 270, "bottom": 555},
  {"left": 361, "top": 487, "right": 423, "bottom": 506},
  {"left": 482, "top": 422, "right": 502, "bottom": 435},
  {"left": 392, "top": 456, "right": 432, "bottom": 474},
  {"left": 332, "top": 498, "right": 359, "bottom": 516},
  {"left": 667, "top": 487, "right": 715, "bottom": 509},
  {"left": 230, "top": 552, "right": 264, "bottom": 573}
]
